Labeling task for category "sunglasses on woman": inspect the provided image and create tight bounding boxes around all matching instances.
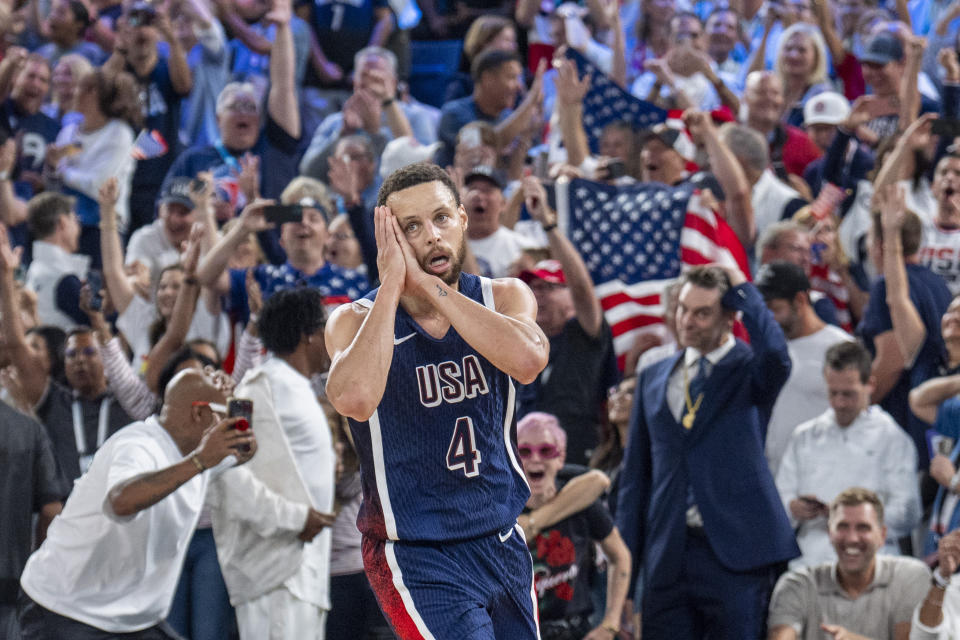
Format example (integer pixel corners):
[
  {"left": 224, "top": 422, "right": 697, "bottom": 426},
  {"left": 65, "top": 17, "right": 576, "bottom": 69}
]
[{"left": 517, "top": 443, "right": 562, "bottom": 460}]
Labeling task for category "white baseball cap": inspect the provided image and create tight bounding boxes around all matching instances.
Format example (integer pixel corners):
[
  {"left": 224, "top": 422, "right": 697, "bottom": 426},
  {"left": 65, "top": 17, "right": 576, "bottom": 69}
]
[{"left": 803, "top": 92, "right": 851, "bottom": 126}]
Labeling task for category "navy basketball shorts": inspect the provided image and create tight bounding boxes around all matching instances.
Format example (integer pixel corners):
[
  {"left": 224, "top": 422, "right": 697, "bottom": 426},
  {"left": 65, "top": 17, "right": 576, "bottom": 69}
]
[{"left": 362, "top": 523, "right": 541, "bottom": 640}]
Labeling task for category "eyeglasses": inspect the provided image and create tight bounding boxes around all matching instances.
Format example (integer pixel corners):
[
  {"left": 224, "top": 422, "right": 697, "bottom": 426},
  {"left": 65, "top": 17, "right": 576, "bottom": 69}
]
[
  {"left": 225, "top": 100, "right": 259, "bottom": 115},
  {"left": 65, "top": 346, "right": 97, "bottom": 358},
  {"left": 518, "top": 443, "right": 562, "bottom": 460},
  {"left": 192, "top": 401, "right": 226, "bottom": 419}
]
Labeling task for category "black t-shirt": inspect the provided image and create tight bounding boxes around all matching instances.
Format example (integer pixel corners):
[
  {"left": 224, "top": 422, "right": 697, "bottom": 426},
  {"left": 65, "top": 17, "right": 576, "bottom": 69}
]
[
  {"left": 0, "top": 401, "right": 63, "bottom": 600},
  {"left": 517, "top": 319, "right": 619, "bottom": 466},
  {"left": 525, "top": 495, "right": 613, "bottom": 621},
  {"left": 36, "top": 383, "right": 132, "bottom": 490}
]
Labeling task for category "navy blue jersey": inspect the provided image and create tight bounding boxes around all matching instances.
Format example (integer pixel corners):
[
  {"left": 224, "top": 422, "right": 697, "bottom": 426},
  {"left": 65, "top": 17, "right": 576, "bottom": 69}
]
[{"left": 348, "top": 273, "right": 530, "bottom": 542}]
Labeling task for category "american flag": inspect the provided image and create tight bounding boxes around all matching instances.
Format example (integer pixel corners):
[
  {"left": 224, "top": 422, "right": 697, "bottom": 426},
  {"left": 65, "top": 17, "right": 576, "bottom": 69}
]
[
  {"left": 555, "top": 178, "right": 749, "bottom": 368},
  {"left": 565, "top": 49, "right": 667, "bottom": 154}
]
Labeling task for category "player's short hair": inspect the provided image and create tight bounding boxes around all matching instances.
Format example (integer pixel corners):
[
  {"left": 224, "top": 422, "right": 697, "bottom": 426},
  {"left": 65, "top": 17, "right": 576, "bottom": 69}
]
[
  {"left": 258, "top": 288, "right": 327, "bottom": 356},
  {"left": 678, "top": 266, "right": 732, "bottom": 300},
  {"left": 377, "top": 161, "right": 460, "bottom": 208},
  {"left": 824, "top": 341, "right": 872, "bottom": 383},
  {"left": 870, "top": 206, "right": 922, "bottom": 257},
  {"left": 829, "top": 487, "right": 884, "bottom": 525},
  {"left": 27, "top": 192, "right": 75, "bottom": 239},
  {"left": 517, "top": 412, "right": 567, "bottom": 451},
  {"left": 470, "top": 49, "right": 520, "bottom": 82}
]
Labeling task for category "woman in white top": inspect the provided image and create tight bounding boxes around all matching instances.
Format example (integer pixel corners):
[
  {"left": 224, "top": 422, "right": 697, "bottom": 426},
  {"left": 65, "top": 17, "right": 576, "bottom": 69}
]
[{"left": 46, "top": 68, "right": 139, "bottom": 259}]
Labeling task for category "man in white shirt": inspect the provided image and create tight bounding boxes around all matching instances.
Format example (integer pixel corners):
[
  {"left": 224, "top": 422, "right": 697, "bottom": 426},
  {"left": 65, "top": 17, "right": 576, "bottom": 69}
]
[
  {"left": 755, "top": 261, "right": 853, "bottom": 475},
  {"left": 23, "top": 192, "right": 88, "bottom": 328},
  {"left": 18, "top": 368, "right": 255, "bottom": 639},
  {"left": 776, "top": 341, "right": 921, "bottom": 568},
  {"left": 209, "top": 287, "right": 336, "bottom": 640},
  {"left": 125, "top": 177, "right": 197, "bottom": 286},
  {"left": 463, "top": 166, "right": 539, "bottom": 278}
]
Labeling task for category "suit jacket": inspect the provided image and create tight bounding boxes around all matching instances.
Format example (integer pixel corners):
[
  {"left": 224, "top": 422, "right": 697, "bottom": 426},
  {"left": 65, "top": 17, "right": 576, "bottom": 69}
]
[{"left": 616, "top": 284, "right": 800, "bottom": 595}]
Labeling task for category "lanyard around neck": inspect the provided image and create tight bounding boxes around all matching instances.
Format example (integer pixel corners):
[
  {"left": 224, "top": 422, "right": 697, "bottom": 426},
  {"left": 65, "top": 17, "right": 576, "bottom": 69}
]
[{"left": 72, "top": 395, "right": 112, "bottom": 456}]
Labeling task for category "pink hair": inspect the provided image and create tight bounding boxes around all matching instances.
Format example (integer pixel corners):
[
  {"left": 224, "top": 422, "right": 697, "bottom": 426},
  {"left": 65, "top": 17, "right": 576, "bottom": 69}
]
[{"left": 517, "top": 412, "right": 567, "bottom": 450}]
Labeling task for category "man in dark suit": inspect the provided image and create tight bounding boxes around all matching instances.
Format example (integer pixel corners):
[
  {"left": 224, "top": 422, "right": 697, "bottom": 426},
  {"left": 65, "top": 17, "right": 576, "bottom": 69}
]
[{"left": 616, "top": 264, "right": 800, "bottom": 639}]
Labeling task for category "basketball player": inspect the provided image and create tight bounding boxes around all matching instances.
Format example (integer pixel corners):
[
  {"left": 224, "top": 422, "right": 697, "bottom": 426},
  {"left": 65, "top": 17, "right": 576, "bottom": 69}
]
[{"left": 325, "top": 162, "right": 550, "bottom": 639}]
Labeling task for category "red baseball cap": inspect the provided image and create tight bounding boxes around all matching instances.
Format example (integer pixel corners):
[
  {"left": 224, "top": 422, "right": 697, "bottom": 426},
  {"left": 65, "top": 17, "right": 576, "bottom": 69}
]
[{"left": 519, "top": 259, "right": 567, "bottom": 285}]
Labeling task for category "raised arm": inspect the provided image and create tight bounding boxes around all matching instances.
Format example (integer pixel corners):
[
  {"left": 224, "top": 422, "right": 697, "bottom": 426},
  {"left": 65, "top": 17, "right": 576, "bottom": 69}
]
[
  {"left": 155, "top": 3, "right": 193, "bottom": 96},
  {"left": 368, "top": 6, "right": 394, "bottom": 47},
  {"left": 873, "top": 113, "right": 935, "bottom": 190},
  {"left": 554, "top": 59, "right": 592, "bottom": 169},
  {"left": 495, "top": 59, "right": 546, "bottom": 151},
  {"left": 0, "top": 226, "right": 49, "bottom": 407},
  {"left": 523, "top": 176, "right": 603, "bottom": 336},
  {"left": 685, "top": 109, "right": 754, "bottom": 248},
  {"left": 909, "top": 375, "right": 960, "bottom": 425},
  {"left": 811, "top": 0, "right": 845, "bottom": 66},
  {"left": 0, "top": 140, "right": 27, "bottom": 226},
  {"left": 108, "top": 417, "right": 254, "bottom": 517},
  {"left": 325, "top": 206, "right": 405, "bottom": 420},
  {"left": 267, "top": 0, "right": 300, "bottom": 139},
  {"left": 98, "top": 178, "right": 136, "bottom": 314},
  {"left": 898, "top": 36, "right": 925, "bottom": 135},
  {"left": 144, "top": 226, "right": 205, "bottom": 392},
  {"left": 197, "top": 199, "right": 275, "bottom": 296},
  {"left": 876, "top": 184, "right": 926, "bottom": 366}
]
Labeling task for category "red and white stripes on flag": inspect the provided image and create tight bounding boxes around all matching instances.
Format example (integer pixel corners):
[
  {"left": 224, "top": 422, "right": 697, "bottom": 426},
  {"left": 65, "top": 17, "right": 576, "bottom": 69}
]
[{"left": 554, "top": 177, "right": 749, "bottom": 369}]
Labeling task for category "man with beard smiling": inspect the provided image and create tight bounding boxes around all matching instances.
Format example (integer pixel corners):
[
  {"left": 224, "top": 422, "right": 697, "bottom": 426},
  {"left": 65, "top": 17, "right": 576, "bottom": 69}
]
[
  {"left": 767, "top": 488, "right": 929, "bottom": 640},
  {"left": 324, "top": 162, "right": 550, "bottom": 639}
]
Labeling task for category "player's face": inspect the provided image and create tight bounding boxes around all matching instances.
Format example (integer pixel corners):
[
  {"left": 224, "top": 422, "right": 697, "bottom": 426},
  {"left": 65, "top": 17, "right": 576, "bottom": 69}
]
[
  {"left": 387, "top": 181, "right": 468, "bottom": 287},
  {"left": 824, "top": 366, "right": 871, "bottom": 427},
  {"left": 828, "top": 503, "right": 886, "bottom": 578},
  {"left": 518, "top": 424, "right": 565, "bottom": 498},
  {"left": 676, "top": 283, "right": 731, "bottom": 353}
]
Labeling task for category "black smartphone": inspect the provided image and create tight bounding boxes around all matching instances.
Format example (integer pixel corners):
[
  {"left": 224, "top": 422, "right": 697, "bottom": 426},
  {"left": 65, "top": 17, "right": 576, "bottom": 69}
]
[
  {"left": 227, "top": 397, "right": 253, "bottom": 453},
  {"left": 606, "top": 159, "right": 627, "bottom": 180},
  {"left": 932, "top": 118, "right": 960, "bottom": 138},
  {"left": 86, "top": 270, "right": 103, "bottom": 312},
  {"left": 263, "top": 204, "right": 304, "bottom": 225}
]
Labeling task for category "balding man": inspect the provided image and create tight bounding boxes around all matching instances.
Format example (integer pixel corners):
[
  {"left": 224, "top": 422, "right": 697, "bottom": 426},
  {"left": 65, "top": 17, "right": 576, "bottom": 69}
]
[{"left": 18, "top": 368, "right": 255, "bottom": 640}]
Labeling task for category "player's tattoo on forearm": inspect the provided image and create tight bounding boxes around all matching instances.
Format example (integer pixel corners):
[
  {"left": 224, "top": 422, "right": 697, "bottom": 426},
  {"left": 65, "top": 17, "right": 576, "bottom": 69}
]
[{"left": 436, "top": 284, "right": 447, "bottom": 297}]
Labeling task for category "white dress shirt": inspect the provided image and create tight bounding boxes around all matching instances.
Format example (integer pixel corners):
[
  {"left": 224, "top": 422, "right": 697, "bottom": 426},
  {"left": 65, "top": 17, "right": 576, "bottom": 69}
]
[
  {"left": 20, "top": 417, "right": 208, "bottom": 632},
  {"left": 776, "top": 406, "right": 921, "bottom": 568},
  {"left": 25, "top": 240, "right": 90, "bottom": 329},
  {"left": 667, "top": 335, "right": 736, "bottom": 527},
  {"left": 765, "top": 325, "right": 854, "bottom": 476}
]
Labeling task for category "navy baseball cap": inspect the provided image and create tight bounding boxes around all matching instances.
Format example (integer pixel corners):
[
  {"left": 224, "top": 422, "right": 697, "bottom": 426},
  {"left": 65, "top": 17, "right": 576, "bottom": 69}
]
[
  {"left": 159, "top": 177, "right": 195, "bottom": 209},
  {"left": 860, "top": 31, "right": 904, "bottom": 65}
]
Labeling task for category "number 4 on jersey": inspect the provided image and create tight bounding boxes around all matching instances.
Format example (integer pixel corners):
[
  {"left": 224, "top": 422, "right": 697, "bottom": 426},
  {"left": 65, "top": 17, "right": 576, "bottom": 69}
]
[{"left": 447, "top": 417, "right": 482, "bottom": 477}]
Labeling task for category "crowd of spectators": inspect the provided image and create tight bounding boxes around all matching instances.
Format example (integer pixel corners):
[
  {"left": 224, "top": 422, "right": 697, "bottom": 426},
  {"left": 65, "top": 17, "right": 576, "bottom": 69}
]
[{"left": 2, "top": 0, "right": 960, "bottom": 635}]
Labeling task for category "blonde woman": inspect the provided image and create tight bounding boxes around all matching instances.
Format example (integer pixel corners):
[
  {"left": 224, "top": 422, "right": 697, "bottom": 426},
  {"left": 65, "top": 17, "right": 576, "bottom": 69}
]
[{"left": 774, "top": 22, "right": 833, "bottom": 128}]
